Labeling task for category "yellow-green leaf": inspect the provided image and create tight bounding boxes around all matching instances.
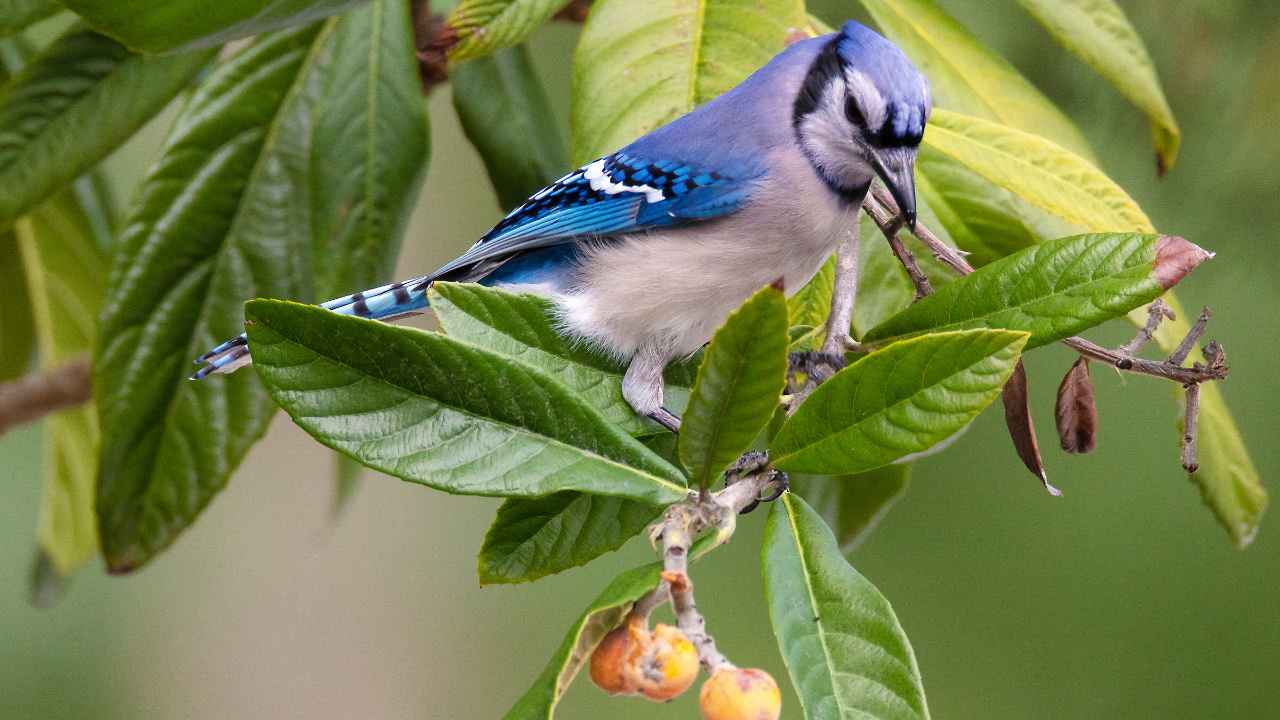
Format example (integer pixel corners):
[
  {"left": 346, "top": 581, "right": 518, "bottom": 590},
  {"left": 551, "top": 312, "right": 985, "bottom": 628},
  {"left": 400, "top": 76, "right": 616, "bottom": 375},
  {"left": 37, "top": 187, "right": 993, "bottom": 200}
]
[
  {"left": 923, "top": 109, "right": 1151, "bottom": 233},
  {"left": 447, "top": 0, "right": 573, "bottom": 63},
  {"left": 572, "top": 0, "right": 807, "bottom": 162},
  {"left": 858, "top": 0, "right": 1093, "bottom": 158},
  {"left": 1014, "top": 0, "right": 1180, "bottom": 173},
  {"left": 16, "top": 184, "right": 110, "bottom": 579}
]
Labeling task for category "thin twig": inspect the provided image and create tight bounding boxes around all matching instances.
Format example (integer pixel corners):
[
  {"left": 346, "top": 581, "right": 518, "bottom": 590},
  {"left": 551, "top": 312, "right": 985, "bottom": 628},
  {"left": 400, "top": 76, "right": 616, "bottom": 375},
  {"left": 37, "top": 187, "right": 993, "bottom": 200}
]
[
  {"left": 1168, "top": 306, "right": 1212, "bottom": 366},
  {"left": 1061, "top": 337, "right": 1226, "bottom": 383},
  {"left": 1120, "top": 299, "right": 1175, "bottom": 355},
  {"left": 0, "top": 358, "right": 92, "bottom": 437},
  {"left": 869, "top": 186, "right": 974, "bottom": 274},
  {"left": 1181, "top": 382, "right": 1201, "bottom": 473},
  {"left": 863, "top": 195, "right": 932, "bottom": 298}
]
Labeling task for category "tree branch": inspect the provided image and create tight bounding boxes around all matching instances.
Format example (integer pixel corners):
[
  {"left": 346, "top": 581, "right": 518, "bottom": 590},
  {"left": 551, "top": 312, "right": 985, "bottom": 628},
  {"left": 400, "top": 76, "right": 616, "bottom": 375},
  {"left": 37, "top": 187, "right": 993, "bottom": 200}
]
[
  {"left": 0, "top": 358, "right": 93, "bottom": 437},
  {"left": 636, "top": 459, "right": 778, "bottom": 673}
]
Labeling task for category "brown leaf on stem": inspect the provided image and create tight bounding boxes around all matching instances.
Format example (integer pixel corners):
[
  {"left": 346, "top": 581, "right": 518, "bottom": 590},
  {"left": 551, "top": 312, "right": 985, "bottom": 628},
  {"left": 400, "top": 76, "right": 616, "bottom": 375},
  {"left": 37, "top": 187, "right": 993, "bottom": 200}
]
[
  {"left": 1002, "top": 360, "right": 1061, "bottom": 496},
  {"left": 1153, "top": 236, "right": 1213, "bottom": 290},
  {"left": 1055, "top": 356, "right": 1098, "bottom": 454}
]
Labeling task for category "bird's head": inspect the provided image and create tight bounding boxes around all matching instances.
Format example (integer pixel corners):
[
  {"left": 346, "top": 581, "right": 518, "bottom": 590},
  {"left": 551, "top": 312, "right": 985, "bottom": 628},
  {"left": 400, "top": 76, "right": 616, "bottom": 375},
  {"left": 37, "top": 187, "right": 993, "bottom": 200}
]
[{"left": 793, "top": 21, "right": 931, "bottom": 228}]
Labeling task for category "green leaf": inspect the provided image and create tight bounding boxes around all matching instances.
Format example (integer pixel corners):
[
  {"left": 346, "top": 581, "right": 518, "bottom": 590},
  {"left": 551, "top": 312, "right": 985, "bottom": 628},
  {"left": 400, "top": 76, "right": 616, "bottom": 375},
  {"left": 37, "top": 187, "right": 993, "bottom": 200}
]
[
  {"left": 772, "top": 330, "right": 1028, "bottom": 475},
  {"left": 451, "top": 43, "right": 568, "bottom": 211},
  {"left": 789, "top": 255, "right": 836, "bottom": 330},
  {"left": 0, "top": 32, "right": 35, "bottom": 382},
  {"left": 858, "top": 0, "right": 1092, "bottom": 159},
  {"left": 763, "top": 493, "right": 930, "bottom": 720},
  {"left": 572, "top": 0, "right": 807, "bottom": 162},
  {"left": 504, "top": 562, "right": 662, "bottom": 719},
  {"left": 95, "top": 24, "right": 333, "bottom": 573},
  {"left": 865, "top": 234, "right": 1211, "bottom": 350},
  {"left": 447, "top": 0, "right": 573, "bottom": 63},
  {"left": 0, "top": 229, "right": 34, "bottom": 380},
  {"left": 58, "top": 0, "right": 365, "bottom": 54},
  {"left": 680, "top": 284, "right": 789, "bottom": 490},
  {"left": 311, "top": 0, "right": 429, "bottom": 297},
  {"left": 429, "top": 282, "right": 697, "bottom": 436},
  {"left": 0, "top": 0, "right": 61, "bottom": 38},
  {"left": 791, "top": 465, "right": 911, "bottom": 555},
  {"left": 478, "top": 492, "right": 660, "bottom": 585},
  {"left": 246, "top": 299, "right": 689, "bottom": 504},
  {"left": 1013, "top": 0, "right": 1180, "bottom": 173},
  {"left": 16, "top": 182, "right": 111, "bottom": 578},
  {"left": 915, "top": 149, "right": 1042, "bottom": 267},
  {"left": 310, "top": 0, "right": 429, "bottom": 517},
  {"left": 0, "top": 25, "right": 212, "bottom": 228},
  {"left": 922, "top": 109, "right": 1153, "bottom": 235}
]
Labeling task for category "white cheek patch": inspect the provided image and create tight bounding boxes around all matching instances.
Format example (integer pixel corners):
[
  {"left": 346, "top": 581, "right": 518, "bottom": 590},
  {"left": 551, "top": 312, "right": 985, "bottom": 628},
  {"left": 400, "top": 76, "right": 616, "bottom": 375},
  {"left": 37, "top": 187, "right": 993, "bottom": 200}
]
[
  {"left": 844, "top": 68, "right": 886, "bottom": 134},
  {"left": 796, "top": 76, "right": 867, "bottom": 184},
  {"left": 584, "top": 159, "right": 666, "bottom": 204}
]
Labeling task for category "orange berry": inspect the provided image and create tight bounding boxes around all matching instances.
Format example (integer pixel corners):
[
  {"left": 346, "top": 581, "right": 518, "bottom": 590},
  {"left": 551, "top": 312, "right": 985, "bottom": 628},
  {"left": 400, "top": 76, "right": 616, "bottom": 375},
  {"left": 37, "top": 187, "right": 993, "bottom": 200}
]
[
  {"left": 632, "top": 623, "right": 699, "bottom": 702},
  {"left": 590, "top": 622, "right": 641, "bottom": 695},
  {"left": 699, "top": 667, "right": 781, "bottom": 720}
]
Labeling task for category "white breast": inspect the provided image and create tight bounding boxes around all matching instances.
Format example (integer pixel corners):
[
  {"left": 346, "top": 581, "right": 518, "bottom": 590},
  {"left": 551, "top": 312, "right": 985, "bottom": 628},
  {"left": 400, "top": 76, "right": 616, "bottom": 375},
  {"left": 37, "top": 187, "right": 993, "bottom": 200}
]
[{"left": 539, "top": 148, "right": 862, "bottom": 363}]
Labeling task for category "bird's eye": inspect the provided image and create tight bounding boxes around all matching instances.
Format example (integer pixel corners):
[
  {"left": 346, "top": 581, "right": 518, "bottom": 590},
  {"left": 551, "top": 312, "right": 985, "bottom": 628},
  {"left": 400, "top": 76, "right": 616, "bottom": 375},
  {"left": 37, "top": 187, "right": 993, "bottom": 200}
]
[{"left": 843, "top": 94, "right": 864, "bottom": 127}]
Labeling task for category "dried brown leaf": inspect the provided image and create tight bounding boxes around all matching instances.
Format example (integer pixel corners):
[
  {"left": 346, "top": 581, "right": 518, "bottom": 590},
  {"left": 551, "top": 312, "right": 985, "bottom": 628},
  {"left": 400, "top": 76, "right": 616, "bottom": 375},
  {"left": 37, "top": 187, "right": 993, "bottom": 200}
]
[
  {"left": 1002, "top": 360, "right": 1061, "bottom": 495},
  {"left": 1055, "top": 356, "right": 1098, "bottom": 454}
]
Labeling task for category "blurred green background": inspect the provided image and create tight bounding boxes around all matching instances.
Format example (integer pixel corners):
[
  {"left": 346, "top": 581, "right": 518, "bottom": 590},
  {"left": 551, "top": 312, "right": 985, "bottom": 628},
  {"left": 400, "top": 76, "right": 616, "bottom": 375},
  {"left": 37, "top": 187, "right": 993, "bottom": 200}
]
[{"left": 2, "top": 1, "right": 1278, "bottom": 717}]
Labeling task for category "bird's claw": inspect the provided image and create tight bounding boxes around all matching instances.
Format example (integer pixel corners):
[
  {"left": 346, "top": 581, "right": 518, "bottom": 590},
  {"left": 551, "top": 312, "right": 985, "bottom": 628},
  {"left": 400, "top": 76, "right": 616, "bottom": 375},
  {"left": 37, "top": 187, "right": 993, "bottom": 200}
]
[
  {"left": 788, "top": 350, "right": 848, "bottom": 385},
  {"left": 723, "top": 451, "right": 789, "bottom": 515}
]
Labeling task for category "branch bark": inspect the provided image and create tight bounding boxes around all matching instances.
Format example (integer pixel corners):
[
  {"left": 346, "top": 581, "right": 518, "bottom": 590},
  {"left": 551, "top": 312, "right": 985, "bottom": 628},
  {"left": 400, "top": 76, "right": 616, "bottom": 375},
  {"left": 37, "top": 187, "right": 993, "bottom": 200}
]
[
  {"left": 0, "top": 358, "right": 92, "bottom": 437},
  {"left": 636, "top": 460, "right": 777, "bottom": 672}
]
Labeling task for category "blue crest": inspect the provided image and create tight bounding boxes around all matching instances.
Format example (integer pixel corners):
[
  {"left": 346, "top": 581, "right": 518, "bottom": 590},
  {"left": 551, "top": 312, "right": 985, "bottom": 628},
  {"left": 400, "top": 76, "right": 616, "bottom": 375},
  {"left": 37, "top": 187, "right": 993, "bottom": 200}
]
[{"left": 836, "top": 21, "right": 930, "bottom": 145}]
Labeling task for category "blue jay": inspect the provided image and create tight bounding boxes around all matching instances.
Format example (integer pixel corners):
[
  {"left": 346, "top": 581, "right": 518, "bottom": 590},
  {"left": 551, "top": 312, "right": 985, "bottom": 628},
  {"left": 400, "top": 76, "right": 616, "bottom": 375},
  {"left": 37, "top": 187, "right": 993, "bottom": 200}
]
[{"left": 194, "top": 20, "right": 931, "bottom": 432}]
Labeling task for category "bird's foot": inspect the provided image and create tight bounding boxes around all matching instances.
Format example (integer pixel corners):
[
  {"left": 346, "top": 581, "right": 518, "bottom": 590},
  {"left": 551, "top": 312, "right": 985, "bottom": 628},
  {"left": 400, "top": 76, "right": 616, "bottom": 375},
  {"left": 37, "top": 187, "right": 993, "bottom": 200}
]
[
  {"left": 723, "top": 451, "right": 789, "bottom": 515},
  {"left": 788, "top": 350, "right": 848, "bottom": 386},
  {"left": 647, "top": 407, "right": 682, "bottom": 433}
]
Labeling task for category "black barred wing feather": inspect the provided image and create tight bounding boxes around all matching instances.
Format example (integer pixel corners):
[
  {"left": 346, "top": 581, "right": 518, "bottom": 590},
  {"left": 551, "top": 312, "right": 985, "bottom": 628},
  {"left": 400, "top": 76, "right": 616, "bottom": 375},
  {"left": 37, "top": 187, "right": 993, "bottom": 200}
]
[{"left": 431, "top": 152, "right": 760, "bottom": 279}]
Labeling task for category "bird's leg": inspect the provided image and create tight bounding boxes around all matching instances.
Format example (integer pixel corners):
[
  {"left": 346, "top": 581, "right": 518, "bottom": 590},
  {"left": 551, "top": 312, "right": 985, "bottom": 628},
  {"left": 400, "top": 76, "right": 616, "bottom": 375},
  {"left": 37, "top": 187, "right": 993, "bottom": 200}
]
[
  {"left": 624, "top": 342, "right": 681, "bottom": 432},
  {"left": 819, "top": 228, "right": 862, "bottom": 357}
]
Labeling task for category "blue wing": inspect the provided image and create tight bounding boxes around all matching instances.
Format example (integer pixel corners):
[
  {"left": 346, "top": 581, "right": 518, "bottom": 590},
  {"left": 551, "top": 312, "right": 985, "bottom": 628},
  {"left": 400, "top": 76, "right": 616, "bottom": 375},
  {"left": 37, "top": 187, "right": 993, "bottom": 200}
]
[{"left": 431, "top": 151, "right": 762, "bottom": 279}]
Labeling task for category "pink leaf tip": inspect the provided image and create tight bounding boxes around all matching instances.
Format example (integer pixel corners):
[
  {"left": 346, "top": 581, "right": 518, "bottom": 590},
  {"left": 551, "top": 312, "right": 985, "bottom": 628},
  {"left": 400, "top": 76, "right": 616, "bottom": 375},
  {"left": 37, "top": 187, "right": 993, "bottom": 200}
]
[{"left": 1154, "top": 236, "right": 1213, "bottom": 290}]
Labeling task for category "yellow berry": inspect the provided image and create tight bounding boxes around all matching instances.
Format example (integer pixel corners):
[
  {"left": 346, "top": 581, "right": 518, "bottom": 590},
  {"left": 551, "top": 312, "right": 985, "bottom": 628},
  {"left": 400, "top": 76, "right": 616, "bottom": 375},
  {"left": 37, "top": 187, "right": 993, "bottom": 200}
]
[
  {"left": 590, "top": 622, "right": 641, "bottom": 695},
  {"left": 699, "top": 667, "right": 782, "bottom": 720},
  {"left": 633, "top": 623, "right": 700, "bottom": 702}
]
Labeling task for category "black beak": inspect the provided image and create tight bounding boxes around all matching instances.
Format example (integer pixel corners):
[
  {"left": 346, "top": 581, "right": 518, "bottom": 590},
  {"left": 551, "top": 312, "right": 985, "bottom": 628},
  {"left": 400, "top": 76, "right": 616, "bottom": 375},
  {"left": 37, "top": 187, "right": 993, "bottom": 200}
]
[{"left": 870, "top": 147, "right": 918, "bottom": 232}]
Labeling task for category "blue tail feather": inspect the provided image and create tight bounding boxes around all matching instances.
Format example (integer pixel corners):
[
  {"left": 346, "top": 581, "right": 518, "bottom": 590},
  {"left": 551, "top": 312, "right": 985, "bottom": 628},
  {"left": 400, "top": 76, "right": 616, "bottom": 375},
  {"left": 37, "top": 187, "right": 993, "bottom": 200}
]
[{"left": 190, "top": 275, "right": 433, "bottom": 381}]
